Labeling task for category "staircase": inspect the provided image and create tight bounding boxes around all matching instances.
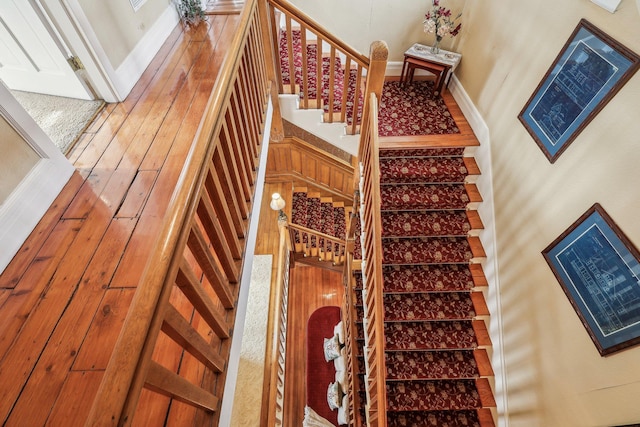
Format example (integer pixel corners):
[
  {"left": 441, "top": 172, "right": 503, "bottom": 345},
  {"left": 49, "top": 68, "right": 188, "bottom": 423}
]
[
  {"left": 353, "top": 147, "right": 496, "bottom": 426},
  {"left": 271, "top": 5, "right": 497, "bottom": 425},
  {"left": 290, "top": 189, "right": 351, "bottom": 270}
]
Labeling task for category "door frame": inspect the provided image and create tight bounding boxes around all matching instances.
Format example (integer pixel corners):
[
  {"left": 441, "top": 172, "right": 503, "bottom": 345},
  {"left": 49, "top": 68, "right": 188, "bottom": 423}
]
[
  {"left": 0, "top": 82, "right": 74, "bottom": 273},
  {"left": 39, "top": 0, "right": 122, "bottom": 102}
]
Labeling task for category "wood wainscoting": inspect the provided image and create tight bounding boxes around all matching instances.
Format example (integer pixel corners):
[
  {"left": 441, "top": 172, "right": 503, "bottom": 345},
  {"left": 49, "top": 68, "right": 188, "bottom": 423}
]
[{"left": 266, "top": 136, "right": 355, "bottom": 202}]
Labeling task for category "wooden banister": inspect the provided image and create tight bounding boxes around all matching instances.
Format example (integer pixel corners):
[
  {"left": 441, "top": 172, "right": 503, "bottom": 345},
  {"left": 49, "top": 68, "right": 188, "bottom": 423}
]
[
  {"left": 268, "top": 0, "right": 368, "bottom": 67},
  {"left": 84, "top": 0, "right": 271, "bottom": 424}
]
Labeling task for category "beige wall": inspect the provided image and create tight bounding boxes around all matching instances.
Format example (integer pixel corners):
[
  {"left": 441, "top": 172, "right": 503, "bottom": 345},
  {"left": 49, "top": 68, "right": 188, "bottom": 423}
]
[
  {"left": 458, "top": 2, "right": 640, "bottom": 426},
  {"left": 0, "top": 115, "right": 40, "bottom": 203},
  {"left": 288, "top": 0, "right": 465, "bottom": 60},
  {"left": 291, "top": 0, "right": 640, "bottom": 425},
  {"left": 77, "top": 0, "right": 169, "bottom": 69}
]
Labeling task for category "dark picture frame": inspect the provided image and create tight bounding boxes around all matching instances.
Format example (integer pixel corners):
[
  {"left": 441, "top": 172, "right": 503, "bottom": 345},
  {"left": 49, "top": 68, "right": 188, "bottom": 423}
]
[
  {"left": 543, "top": 204, "right": 640, "bottom": 356},
  {"left": 518, "top": 19, "right": 640, "bottom": 163}
]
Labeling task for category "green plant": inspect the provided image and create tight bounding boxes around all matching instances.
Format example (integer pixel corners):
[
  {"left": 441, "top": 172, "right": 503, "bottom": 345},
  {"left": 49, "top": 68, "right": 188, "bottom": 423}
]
[{"left": 176, "top": 0, "right": 206, "bottom": 25}]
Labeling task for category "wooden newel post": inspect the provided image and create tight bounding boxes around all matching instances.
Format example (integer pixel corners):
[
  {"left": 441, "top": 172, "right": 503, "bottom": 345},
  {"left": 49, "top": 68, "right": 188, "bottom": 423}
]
[{"left": 363, "top": 40, "right": 389, "bottom": 108}]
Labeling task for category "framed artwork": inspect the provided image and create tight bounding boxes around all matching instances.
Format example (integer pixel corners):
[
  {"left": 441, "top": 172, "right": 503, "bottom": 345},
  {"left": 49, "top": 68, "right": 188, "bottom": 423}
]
[
  {"left": 518, "top": 19, "right": 640, "bottom": 163},
  {"left": 543, "top": 204, "right": 640, "bottom": 356}
]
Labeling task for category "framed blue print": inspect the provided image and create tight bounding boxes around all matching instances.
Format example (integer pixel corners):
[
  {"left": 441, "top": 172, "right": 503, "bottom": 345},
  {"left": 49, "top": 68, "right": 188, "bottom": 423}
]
[
  {"left": 519, "top": 19, "right": 640, "bottom": 163},
  {"left": 543, "top": 204, "right": 640, "bottom": 356}
]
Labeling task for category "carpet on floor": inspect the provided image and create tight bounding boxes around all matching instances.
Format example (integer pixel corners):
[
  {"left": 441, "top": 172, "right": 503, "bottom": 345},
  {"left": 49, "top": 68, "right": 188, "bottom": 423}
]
[
  {"left": 230, "top": 254, "right": 272, "bottom": 426},
  {"left": 10, "top": 90, "right": 104, "bottom": 155},
  {"left": 378, "top": 81, "right": 460, "bottom": 137}
]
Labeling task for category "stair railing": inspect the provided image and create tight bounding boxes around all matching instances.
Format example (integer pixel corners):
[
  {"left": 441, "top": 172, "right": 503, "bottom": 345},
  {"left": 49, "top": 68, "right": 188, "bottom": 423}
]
[
  {"left": 264, "top": 216, "right": 291, "bottom": 426},
  {"left": 342, "top": 200, "right": 365, "bottom": 427},
  {"left": 266, "top": 0, "right": 374, "bottom": 134},
  {"left": 288, "top": 223, "right": 347, "bottom": 266},
  {"left": 358, "top": 91, "right": 387, "bottom": 426},
  {"left": 84, "top": 0, "right": 272, "bottom": 425}
]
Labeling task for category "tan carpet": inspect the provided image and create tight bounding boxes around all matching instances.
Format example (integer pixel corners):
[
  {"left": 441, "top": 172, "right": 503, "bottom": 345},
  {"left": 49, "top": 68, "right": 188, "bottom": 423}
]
[
  {"left": 230, "top": 254, "right": 272, "bottom": 426},
  {"left": 10, "top": 90, "right": 104, "bottom": 155}
]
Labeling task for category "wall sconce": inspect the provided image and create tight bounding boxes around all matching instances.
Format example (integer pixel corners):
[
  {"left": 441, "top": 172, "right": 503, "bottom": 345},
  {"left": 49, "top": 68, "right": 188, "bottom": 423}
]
[{"left": 270, "top": 192, "right": 287, "bottom": 223}]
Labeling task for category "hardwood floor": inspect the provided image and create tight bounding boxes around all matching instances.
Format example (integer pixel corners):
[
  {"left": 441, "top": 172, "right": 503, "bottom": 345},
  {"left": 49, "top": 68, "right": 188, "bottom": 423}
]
[
  {"left": 0, "top": 16, "right": 239, "bottom": 426},
  {"left": 283, "top": 265, "right": 344, "bottom": 427}
]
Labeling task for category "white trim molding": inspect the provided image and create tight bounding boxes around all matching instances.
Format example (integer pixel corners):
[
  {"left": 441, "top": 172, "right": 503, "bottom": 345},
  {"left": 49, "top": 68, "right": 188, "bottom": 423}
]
[
  {"left": 590, "top": 0, "right": 622, "bottom": 13},
  {"left": 114, "top": 6, "right": 180, "bottom": 99}
]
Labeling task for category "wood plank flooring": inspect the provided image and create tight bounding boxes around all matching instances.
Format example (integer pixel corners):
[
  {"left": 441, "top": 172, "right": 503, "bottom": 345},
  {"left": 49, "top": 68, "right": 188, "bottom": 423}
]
[
  {"left": 283, "top": 265, "right": 344, "bottom": 427},
  {"left": 0, "top": 16, "right": 239, "bottom": 426}
]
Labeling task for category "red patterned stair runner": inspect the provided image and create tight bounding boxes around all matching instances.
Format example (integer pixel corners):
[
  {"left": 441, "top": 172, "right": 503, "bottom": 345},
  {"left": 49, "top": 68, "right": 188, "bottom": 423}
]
[
  {"left": 354, "top": 147, "right": 495, "bottom": 426},
  {"left": 278, "top": 27, "right": 359, "bottom": 115}
]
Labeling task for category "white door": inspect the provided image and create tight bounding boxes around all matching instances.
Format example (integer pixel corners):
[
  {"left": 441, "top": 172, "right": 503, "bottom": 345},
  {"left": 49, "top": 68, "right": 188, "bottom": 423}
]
[{"left": 0, "top": 0, "right": 92, "bottom": 100}]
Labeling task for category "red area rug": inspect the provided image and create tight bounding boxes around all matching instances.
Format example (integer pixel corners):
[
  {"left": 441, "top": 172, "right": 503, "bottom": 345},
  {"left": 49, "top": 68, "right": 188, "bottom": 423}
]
[{"left": 378, "top": 81, "right": 460, "bottom": 137}]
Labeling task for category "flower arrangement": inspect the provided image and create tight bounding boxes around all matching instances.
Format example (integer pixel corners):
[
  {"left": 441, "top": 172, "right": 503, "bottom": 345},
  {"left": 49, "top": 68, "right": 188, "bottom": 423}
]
[
  {"left": 423, "top": 0, "right": 462, "bottom": 53},
  {"left": 176, "top": 0, "right": 206, "bottom": 26}
]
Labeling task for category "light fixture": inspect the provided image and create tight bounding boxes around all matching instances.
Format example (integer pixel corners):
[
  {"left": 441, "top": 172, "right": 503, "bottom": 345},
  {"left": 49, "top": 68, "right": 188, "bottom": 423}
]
[{"left": 269, "top": 192, "right": 287, "bottom": 222}]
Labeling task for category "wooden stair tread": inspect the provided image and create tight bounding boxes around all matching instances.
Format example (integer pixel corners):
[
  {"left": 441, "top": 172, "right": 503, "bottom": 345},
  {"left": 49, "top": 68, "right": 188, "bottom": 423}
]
[
  {"left": 468, "top": 236, "right": 486, "bottom": 258},
  {"left": 471, "top": 291, "right": 490, "bottom": 316},
  {"left": 467, "top": 210, "right": 484, "bottom": 230},
  {"left": 474, "top": 349, "right": 495, "bottom": 377},
  {"left": 470, "top": 264, "right": 488, "bottom": 287},
  {"left": 477, "top": 408, "right": 496, "bottom": 427},
  {"left": 463, "top": 157, "right": 481, "bottom": 175},
  {"left": 472, "top": 320, "right": 492, "bottom": 347},
  {"left": 465, "top": 183, "right": 483, "bottom": 203},
  {"left": 476, "top": 378, "right": 497, "bottom": 407}
]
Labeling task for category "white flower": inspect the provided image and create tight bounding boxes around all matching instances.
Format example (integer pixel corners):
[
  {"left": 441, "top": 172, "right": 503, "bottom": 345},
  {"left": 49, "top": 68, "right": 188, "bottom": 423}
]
[
  {"left": 437, "top": 25, "right": 450, "bottom": 37},
  {"left": 423, "top": 20, "right": 436, "bottom": 34}
]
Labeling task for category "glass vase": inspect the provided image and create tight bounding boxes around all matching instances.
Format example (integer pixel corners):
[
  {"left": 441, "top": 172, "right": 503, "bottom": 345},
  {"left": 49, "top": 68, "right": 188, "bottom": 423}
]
[{"left": 431, "top": 37, "right": 442, "bottom": 54}]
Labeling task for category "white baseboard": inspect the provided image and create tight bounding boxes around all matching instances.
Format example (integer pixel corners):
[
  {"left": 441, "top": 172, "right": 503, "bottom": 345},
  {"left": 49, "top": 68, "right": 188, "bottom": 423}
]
[
  {"left": 386, "top": 60, "right": 403, "bottom": 76},
  {"left": 0, "top": 159, "right": 73, "bottom": 273},
  {"left": 114, "top": 6, "right": 180, "bottom": 99},
  {"left": 449, "top": 76, "right": 509, "bottom": 426}
]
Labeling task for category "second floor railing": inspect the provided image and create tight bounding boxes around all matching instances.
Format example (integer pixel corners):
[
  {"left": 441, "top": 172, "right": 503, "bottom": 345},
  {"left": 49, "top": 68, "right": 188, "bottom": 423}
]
[{"left": 84, "top": 0, "right": 273, "bottom": 424}]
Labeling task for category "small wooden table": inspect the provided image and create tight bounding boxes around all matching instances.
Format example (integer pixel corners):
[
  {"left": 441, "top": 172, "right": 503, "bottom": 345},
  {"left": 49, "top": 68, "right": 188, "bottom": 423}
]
[{"left": 400, "top": 43, "right": 462, "bottom": 94}]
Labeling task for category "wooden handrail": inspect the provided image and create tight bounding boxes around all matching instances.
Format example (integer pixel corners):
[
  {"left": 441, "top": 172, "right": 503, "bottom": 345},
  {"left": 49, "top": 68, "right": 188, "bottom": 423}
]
[
  {"left": 287, "top": 223, "right": 346, "bottom": 247},
  {"left": 85, "top": 0, "right": 271, "bottom": 424}
]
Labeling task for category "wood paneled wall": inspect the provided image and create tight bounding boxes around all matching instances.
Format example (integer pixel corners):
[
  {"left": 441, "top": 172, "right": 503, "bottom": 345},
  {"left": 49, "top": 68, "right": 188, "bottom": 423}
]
[{"left": 266, "top": 137, "right": 355, "bottom": 202}]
